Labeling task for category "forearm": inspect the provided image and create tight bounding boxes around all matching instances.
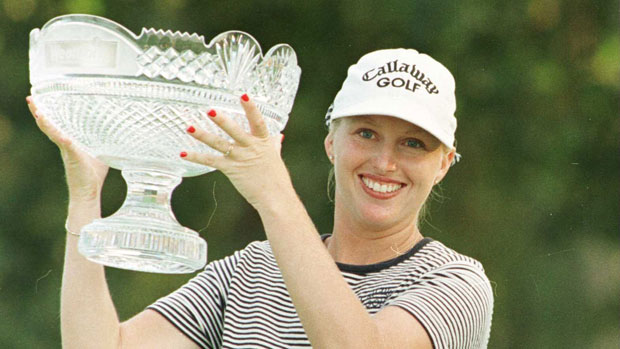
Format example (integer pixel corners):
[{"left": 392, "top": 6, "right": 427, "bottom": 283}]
[
  {"left": 257, "top": 186, "right": 382, "bottom": 348},
  {"left": 61, "top": 200, "right": 120, "bottom": 349}
]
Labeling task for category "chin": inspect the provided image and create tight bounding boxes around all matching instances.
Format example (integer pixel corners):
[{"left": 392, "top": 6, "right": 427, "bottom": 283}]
[{"left": 357, "top": 208, "right": 406, "bottom": 231}]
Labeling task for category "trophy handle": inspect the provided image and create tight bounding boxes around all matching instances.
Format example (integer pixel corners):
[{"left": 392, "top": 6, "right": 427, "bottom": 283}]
[{"left": 78, "top": 169, "right": 207, "bottom": 273}]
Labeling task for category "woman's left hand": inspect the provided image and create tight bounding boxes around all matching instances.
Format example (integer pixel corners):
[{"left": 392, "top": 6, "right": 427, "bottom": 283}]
[{"left": 181, "top": 95, "right": 291, "bottom": 210}]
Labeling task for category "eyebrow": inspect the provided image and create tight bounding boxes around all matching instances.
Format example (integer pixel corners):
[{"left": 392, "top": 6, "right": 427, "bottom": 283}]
[{"left": 403, "top": 127, "right": 426, "bottom": 136}]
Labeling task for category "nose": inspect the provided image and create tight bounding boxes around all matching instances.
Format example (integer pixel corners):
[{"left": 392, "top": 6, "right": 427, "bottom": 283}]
[{"left": 371, "top": 144, "right": 398, "bottom": 173}]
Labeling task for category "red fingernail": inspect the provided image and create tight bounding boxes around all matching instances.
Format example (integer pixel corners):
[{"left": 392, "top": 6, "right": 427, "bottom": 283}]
[
  {"left": 208, "top": 109, "right": 217, "bottom": 117},
  {"left": 187, "top": 126, "right": 196, "bottom": 133},
  {"left": 281, "top": 134, "right": 285, "bottom": 143},
  {"left": 180, "top": 151, "right": 187, "bottom": 158},
  {"left": 241, "top": 94, "right": 249, "bottom": 102}
]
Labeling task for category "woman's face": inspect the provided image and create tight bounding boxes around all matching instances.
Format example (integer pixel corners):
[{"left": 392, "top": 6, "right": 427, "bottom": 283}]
[{"left": 325, "top": 115, "right": 454, "bottom": 232}]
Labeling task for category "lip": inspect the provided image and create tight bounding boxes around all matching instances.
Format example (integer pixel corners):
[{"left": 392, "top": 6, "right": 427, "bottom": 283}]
[{"left": 358, "top": 173, "right": 406, "bottom": 200}]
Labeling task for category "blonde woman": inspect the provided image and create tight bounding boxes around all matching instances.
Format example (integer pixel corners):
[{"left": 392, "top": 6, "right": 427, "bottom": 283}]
[{"left": 28, "top": 48, "right": 493, "bottom": 348}]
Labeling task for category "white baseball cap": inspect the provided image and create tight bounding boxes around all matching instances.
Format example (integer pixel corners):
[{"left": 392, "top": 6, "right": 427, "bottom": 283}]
[{"left": 326, "top": 48, "right": 458, "bottom": 149}]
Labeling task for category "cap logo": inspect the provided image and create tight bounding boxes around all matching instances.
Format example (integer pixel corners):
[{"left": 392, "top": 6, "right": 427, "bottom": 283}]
[{"left": 361, "top": 59, "right": 439, "bottom": 94}]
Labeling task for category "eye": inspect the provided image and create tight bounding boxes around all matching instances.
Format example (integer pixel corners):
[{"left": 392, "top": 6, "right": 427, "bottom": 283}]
[
  {"left": 358, "top": 129, "right": 375, "bottom": 139},
  {"left": 404, "top": 138, "right": 425, "bottom": 149}
]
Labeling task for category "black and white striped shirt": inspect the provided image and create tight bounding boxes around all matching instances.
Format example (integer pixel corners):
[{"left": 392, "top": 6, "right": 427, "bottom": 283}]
[{"left": 148, "top": 237, "right": 494, "bottom": 348}]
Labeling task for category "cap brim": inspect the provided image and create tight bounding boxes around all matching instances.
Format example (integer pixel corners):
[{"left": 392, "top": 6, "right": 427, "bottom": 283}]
[{"left": 330, "top": 97, "right": 455, "bottom": 148}]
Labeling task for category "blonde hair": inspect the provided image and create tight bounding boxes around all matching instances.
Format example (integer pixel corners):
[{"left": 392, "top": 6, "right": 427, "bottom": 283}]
[{"left": 326, "top": 118, "right": 343, "bottom": 203}]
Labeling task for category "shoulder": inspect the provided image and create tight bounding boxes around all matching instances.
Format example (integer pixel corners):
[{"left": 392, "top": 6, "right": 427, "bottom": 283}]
[
  {"left": 202, "top": 240, "right": 277, "bottom": 274},
  {"left": 391, "top": 239, "right": 494, "bottom": 348},
  {"left": 414, "top": 239, "right": 494, "bottom": 303},
  {"left": 416, "top": 239, "right": 487, "bottom": 271},
  {"left": 209, "top": 239, "right": 273, "bottom": 262},
  {"left": 236, "top": 239, "right": 276, "bottom": 263},
  {"left": 390, "top": 238, "right": 490, "bottom": 290}
]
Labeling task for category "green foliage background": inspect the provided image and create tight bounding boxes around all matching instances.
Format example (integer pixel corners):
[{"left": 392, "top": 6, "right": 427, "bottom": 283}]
[{"left": 0, "top": 0, "right": 618, "bottom": 347}]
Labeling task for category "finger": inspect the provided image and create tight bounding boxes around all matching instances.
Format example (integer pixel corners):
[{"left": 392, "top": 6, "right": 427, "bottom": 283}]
[
  {"left": 273, "top": 134, "right": 283, "bottom": 154},
  {"left": 186, "top": 125, "right": 234, "bottom": 156},
  {"left": 180, "top": 150, "right": 224, "bottom": 169},
  {"left": 239, "top": 94, "right": 269, "bottom": 139},
  {"left": 35, "top": 112, "right": 72, "bottom": 148},
  {"left": 26, "top": 99, "right": 68, "bottom": 144},
  {"left": 206, "top": 109, "right": 252, "bottom": 146},
  {"left": 26, "top": 96, "right": 39, "bottom": 118}
]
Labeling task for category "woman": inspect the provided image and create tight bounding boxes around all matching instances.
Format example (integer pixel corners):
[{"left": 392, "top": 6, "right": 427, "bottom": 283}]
[{"left": 27, "top": 48, "right": 493, "bottom": 348}]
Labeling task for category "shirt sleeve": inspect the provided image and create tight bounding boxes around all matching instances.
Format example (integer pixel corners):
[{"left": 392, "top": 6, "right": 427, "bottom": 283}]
[
  {"left": 147, "top": 251, "right": 241, "bottom": 349},
  {"left": 387, "top": 261, "right": 494, "bottom": 349}
]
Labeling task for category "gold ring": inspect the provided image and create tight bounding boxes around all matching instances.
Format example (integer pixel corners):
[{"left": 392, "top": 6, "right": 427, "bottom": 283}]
[{"left": 223, "top": 142, "right": 234, "bottom": 157}]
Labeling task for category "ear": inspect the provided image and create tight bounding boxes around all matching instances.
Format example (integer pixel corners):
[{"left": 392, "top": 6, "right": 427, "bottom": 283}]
[
  {"left": 434, "top": 149, "right": 455, "bottom": 184},
  {"left": 324, "top": 132, "right": 334, "bottom": 164}
]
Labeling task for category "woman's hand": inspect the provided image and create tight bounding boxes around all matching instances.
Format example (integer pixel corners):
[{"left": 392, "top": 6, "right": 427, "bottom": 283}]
[
  {"left": 26, "top": 96, "right": 109, "bottom": 203},
  {"left": 181, "top": 95, "right": 290, "bottom": 210}
]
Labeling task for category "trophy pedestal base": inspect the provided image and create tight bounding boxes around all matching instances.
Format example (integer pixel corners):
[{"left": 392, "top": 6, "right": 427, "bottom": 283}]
[
  {"left": 79, "top": 218, "right": 207, "bottom": 273},
  {"left": 77, "top": 169, "right": 207, "bottom": 274}
]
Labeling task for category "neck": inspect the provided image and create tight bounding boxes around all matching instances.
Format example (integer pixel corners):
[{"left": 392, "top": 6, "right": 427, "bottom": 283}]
[{"left": 327, "top": 205, "right": 423, "bottom": 265}]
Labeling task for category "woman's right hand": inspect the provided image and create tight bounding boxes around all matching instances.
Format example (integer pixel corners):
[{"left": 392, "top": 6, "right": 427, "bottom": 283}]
[{"left": 27, "top": 96, "right": 109, "bottom": 203}]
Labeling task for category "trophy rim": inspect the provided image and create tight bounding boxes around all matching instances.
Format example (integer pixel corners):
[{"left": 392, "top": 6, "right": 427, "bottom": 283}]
[
  {"left": 31, "top": 14, "right": 300, "bottom": 70},
  {"left": 30, "top": 14, "right": 302, "bottom": 116}
]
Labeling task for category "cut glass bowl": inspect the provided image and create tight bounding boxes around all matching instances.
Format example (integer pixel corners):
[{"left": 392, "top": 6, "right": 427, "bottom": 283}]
[{"left": 29, "top": 14, "right": 301, "bottom": 273}]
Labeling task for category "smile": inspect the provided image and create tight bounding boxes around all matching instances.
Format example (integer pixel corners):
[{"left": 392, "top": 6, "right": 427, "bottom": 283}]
[{"left": 361, "top": 175, "right": 404, "bottom": 194}]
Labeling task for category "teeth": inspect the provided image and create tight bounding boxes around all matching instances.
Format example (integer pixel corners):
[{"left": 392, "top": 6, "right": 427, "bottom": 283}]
[{"left": 362, "top": 176, "right": 402, "bottom": 193}]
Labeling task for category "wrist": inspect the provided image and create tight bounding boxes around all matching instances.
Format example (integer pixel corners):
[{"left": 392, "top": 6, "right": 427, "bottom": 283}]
[
  {"left": 68, "top": 196, "right": 101, "bottom": 208},
  {"left": 67, "top": 197, "right": 101, "bottom": 225},
  {"left": 65, "top": 213, "right": 100, "bottom": 237},
  {"left": 67, "top": 185, "right": 102, "bottom": 202},
  {"left": 64, "top": 221, "right": 82, "bottom": 237},
  {"left": 254, "top": 181, "right": 302, "bottom": 216}
]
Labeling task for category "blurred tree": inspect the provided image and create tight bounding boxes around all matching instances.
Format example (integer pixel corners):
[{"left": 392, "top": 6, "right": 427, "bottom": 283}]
[{"left": 0, "top": 0, "right": 617, "bottom": 347}]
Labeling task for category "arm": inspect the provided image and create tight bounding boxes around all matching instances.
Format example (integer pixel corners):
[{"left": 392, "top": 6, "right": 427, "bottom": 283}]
[
  {"left": 62, "top": 200, "right": 119, "bottom": 349},
  {"left": 27, "top": 98, "right": 196, "bottom": 349},
  {"left": 257, "top": 188, "right": 433, "bottom": 348},
  {"left": 183, "top": 98, "right": 433, "bottom": 348},
  {"left": 63, "top": 203, "right": 196, "bottom": 349}
]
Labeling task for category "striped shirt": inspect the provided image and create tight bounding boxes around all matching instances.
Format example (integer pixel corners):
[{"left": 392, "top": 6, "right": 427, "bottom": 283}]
[{"left": 148, "top": 237, "right": 494, "bottom": 348}]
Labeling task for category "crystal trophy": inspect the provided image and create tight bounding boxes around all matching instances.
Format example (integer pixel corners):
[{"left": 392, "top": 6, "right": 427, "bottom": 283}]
[{"left": 29, "top": 14, "right": 301, "bottom": 273}]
